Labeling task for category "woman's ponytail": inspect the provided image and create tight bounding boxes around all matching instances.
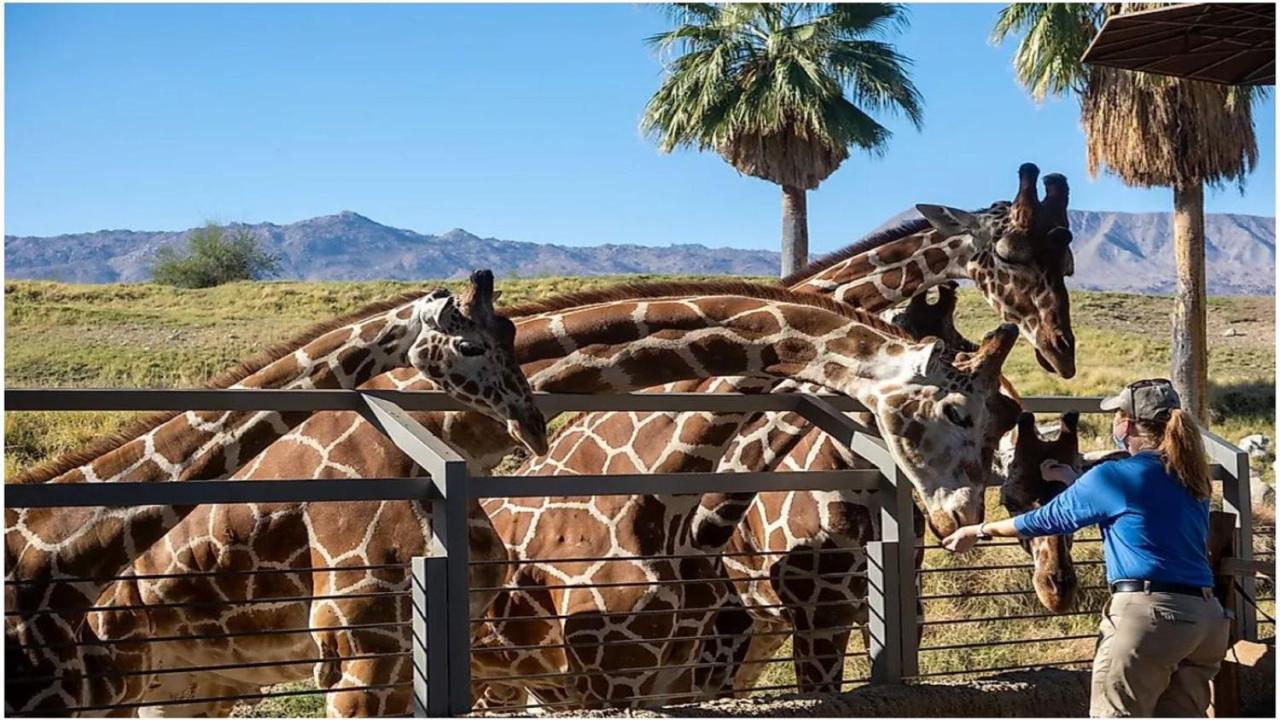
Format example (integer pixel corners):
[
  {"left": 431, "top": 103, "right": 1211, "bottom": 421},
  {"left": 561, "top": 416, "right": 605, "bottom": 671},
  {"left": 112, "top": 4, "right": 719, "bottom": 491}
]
[{"left": 1154, "top": 408, "right": 1212, "bottom": 501}]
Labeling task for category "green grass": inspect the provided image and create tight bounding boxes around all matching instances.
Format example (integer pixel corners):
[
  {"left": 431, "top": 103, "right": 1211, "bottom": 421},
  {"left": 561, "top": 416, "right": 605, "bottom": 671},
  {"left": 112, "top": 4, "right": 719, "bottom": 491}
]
[{"left": 4, "top": 278, "right": 1275, "bottom": 710}]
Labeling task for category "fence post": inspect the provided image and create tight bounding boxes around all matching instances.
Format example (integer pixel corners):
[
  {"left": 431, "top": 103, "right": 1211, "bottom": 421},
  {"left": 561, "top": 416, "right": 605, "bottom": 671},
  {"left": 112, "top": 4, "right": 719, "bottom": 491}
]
[
  {"left": 865, "top": 462, "right": 918, "bottom": 683},
  {"left": 361, "top": 395, "right": 473, "bottom": 716},
  {"left": 1219, "top": 444, "right": 1257, "bottom": 642},
  {"left": 1208, "top": 511, "right": 1241, "bottom": 717},
  {"left": 412, "top": 460, "right": 472, "bottom": 717},
  {"left": 411, "top": 555, "right": 442, "bottom": 716},
  {"left": 439, "top": 459, "right": 473, "bottom": 714}
]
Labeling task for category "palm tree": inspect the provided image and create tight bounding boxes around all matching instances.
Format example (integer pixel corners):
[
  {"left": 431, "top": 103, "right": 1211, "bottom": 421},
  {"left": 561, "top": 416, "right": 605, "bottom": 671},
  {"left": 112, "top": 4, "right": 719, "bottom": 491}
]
[
  {"left": 993, "top": 4, "right": 1264, "bottom": 421},
  {"left": 642, "top": 3, "right": 923, "bottom": 277}
]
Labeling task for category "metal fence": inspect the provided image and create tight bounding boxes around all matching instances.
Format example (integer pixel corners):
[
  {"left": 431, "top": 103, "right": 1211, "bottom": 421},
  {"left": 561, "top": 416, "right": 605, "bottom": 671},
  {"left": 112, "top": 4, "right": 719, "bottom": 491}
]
[{"left": 4, "top": 388, "right": 1267, "bottom": 717}]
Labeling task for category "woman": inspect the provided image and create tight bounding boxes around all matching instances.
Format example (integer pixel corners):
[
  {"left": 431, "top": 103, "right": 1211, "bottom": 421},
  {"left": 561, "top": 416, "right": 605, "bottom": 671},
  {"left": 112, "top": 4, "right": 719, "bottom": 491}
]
[{"left": 943, "top": 379, "right": 1230, "bottom": 718}]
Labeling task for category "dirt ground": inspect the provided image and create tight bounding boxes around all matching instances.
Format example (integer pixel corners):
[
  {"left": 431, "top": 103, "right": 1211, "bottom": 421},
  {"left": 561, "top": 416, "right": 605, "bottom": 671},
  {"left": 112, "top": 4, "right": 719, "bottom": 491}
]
[{"left": 533, "top": 646, "right": 1274, "bottom": 718}]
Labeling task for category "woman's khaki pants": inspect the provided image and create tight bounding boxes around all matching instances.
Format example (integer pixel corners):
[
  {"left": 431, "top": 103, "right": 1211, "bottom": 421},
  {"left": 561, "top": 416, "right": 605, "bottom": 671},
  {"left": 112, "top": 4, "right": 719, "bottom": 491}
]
[{"left": 1091, "top": 590, "right": 1231, "bottom": 717}]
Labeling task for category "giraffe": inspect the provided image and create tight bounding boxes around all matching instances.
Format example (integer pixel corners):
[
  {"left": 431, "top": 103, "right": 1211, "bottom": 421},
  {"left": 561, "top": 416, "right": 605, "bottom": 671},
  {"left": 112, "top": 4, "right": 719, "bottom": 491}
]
[
  {"left": 696, "top": 403, "right": 1086, "bottom": 697},
  {"left": 3, "top": 270, "right": 548, "bottom": 716},
  {"left": 91, "top": 162, "right": 1075, "bottom": 714},
  {"left": 86, "top": 281, "right": 1006, "bottom": 716},
  {"left": 470, "top": 320, "right": 1018, "bottom": 710},
  {"left": 473, "top": 285, "right": 1029, "bottom": 708},
  {"left": 671, "top": 286, "right": 1085, "bottom": 697},
  {"left": 996, "top": 410, "right": 1083, "bottom": 613},
  {"left": 495, "top": 164, "right": 1080, "bottom": 700}
]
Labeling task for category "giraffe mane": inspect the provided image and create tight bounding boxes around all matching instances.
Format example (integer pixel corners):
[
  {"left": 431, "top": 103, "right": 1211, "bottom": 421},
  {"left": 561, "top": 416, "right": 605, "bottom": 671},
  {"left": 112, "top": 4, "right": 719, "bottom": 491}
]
[
  {"left": 777, "top": 217, "right": 935, "bottom": 286},
  {"left": 508, "top": 280, "right": 917, "bottom": 450},
  {"left": 779, "top": 202, "right": 1008, "bottom": 287},
  {"left": 12, "top": 290, "right": 439, "bottom": 485},
  {"left": 499, "top": 280, "right": 909, "bottom": 338}
]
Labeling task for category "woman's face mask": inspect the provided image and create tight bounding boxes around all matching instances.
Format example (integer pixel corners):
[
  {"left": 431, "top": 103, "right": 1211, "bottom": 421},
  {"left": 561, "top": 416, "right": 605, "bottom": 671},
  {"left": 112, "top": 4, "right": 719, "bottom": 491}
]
[{"left": 1112, "top": 415, "right": 1129, "bottom": 451}]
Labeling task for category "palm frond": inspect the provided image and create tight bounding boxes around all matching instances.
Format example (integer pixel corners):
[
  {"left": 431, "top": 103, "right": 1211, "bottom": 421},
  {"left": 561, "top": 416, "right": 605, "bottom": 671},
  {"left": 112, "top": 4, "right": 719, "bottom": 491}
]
[
  {"left": 641, "top": 2, "right": 921, "bottom": 188},
  {"left": 992, "top": 3, "right": 1102, "bottom": 100}
]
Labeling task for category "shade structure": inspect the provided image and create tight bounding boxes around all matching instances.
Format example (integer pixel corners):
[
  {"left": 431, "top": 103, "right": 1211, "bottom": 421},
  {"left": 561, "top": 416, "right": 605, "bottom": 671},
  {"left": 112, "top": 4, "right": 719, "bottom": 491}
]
[{"left": 1081, "top": 3, "right": 1274, "bottom": 86}]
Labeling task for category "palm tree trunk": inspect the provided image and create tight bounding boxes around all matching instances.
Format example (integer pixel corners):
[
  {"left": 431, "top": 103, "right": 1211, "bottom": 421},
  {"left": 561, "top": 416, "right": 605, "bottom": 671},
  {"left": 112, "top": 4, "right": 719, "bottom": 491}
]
[
  {"left": 1171, "top": 179, "right": 1208, "bottom": 423},
  {"left": 780, "top": 185, "right": 809, "bottom": 278}
]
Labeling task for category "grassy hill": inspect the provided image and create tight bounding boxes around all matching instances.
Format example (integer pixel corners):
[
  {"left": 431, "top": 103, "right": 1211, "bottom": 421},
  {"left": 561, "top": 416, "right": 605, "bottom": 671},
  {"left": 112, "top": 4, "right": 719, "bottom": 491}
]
[{"left": 4, "top": 278, "right": 1274, "bottom": 715}]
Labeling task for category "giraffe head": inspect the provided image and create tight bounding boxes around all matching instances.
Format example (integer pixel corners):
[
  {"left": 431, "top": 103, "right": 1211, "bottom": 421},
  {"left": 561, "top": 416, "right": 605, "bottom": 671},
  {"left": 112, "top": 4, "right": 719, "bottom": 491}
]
[
  {"left": 886, "top": 281, "right": 975, "bottom": 352},
  {"left": 409, "top": 270, "right": 548, "bottom": 455},
  {"left": 871, "top": 323, "right": 1019, "bottom": 540},
  {"left": 916, "top": 163, "right": 1076, "bottom": 378},
  {"left": 999, "top": 411, "right": 1081, "bottom": 612}
]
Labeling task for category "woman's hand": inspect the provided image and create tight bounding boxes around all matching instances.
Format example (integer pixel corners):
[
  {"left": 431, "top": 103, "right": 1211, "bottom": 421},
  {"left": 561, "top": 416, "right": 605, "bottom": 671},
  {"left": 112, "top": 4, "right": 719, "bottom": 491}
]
[
  {"left": 1041, "top": 459, "right": 1080, "bottom": 485},
  {"left": 942, "top": 525, "right": 983, "bottom": 554}
]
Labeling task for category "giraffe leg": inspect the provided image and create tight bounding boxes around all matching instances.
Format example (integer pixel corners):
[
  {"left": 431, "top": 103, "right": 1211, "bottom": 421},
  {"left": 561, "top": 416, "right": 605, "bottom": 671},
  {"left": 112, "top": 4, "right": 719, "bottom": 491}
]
[
  {"left": 471, "top": 681, "right": 528, "bottom": 713},
  {"left": 133, "top": 674, "right": 255, "bottom": 718},
  {"left": 773, "top": 542, "right": 863, "bottom": 694},
  {"left": 731, "top": 616, "right": 787, "bottom": 693},
  {"left": 321, "top": 655, "right": 412, "bottom": 718},
  {"left": 310, "top": 585, "right": 414, "bottom": 718},
  {"left": 692, "top": 590, "right": 753, "bottom": 699}
]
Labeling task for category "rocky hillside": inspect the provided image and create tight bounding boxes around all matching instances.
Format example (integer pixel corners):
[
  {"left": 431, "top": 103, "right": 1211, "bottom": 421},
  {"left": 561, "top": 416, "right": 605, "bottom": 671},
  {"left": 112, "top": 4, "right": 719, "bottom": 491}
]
[{"left": 6, "top": 209, "right": 1274, "bottom": 294}]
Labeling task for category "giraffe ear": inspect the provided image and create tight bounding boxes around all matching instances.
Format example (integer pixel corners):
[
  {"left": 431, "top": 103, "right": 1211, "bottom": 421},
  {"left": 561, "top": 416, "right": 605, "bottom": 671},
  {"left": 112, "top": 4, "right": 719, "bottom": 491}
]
[
  {"left": 910, "top": 337, "right": 947, "bottom": 378},
  {"left": 420, "top": 291, "right": 461, "bottom": 331},
  {"left": 916, "top": 204, "right": 986, "bottom": 245},
  {"left": 1059, "top": 411, "right": 1080, "bottom": 436}
]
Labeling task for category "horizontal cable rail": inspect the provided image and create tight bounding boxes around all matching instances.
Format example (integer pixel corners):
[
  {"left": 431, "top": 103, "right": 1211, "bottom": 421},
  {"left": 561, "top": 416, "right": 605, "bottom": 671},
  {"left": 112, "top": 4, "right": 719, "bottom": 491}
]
[
  {"left": 918, "top": 559, "right": 1105, "bottom": 574},
  {"left": 14, "top": 681, "right": 414, "bottom": 716},
  {"left": 7, "top": 620, "right": 411, "bottom": 654},
  {"left": 919, "top": 609, "right": 1098, "bottom": 626},
  {"left": 7, "top": 651, "right": 410, "bottom": 686},
  {"left": 914, "top": 658, "right": 1093, "bottom": 678},
  {"left": 919, "top": 537, "right": 1104, "bottom": 550},
  {"left": 7, "top": 589, "right": 412, "bottom": 617},
  {"left": 469, "top": 597, "right": 863, "bottom": 624},
  {"left": 469, "top": 676, "right": 874, "bottom": 716},
  {"left": 919, "top": 584, "right": 1109, "bottom": 601},
  {"left": 3, "top": 388, "right": 870, "bottom": 414},
  {"left": 469, "top": 569, "right": 867, "bottom": 594},
  {"left": 470, "top": 544, "right": 874, "bottom": 566},
  {"left": 919, "top": 633, "right": 1097, "bottom": 652},
  {"left": 471, "top": 623, "right": 862, "bottom": 656},
  {"left": 3, "top": 562, "right": 411, "bottom": 586},
  {"left": 474, "top": 648, "right": 870, "bottom": 683},
  {"left": 3, "top": 390, "right": 1109, "bottom": 429}
]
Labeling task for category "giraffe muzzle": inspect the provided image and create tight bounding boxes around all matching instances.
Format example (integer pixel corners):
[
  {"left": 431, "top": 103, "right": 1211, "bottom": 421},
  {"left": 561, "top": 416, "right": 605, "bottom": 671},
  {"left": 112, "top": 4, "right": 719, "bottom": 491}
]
[
  {"left": 1034, "top": 331, "right": 1076, "bottom": 379},
  {"left": 507, "top": 407, "right": 549, "bottom": 456}
]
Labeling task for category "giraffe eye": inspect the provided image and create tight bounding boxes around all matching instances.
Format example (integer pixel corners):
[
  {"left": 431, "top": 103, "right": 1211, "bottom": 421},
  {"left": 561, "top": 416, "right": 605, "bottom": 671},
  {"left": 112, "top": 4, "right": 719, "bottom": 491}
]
[
  {"left": 456, "top": 340, "right": 485, "bottom": 357},
  {"left": 942, "top": 404, "right": 972, "bottom": 428}
]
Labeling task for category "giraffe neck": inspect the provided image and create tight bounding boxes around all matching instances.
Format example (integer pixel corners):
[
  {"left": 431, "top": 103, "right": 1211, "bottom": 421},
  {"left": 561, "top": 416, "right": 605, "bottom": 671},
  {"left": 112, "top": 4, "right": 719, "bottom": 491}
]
[
  {"left": 674, "top": 235, "right": 983, "bottom": 550},
  {"left": 366, "top": 290, "right": 919, "bottom": 474},
  {"left": 787, "top": 228, "right": 975, "bottom": 309},
  {"left": 5, "top": 300, "right": 424, "bottom": 622}
]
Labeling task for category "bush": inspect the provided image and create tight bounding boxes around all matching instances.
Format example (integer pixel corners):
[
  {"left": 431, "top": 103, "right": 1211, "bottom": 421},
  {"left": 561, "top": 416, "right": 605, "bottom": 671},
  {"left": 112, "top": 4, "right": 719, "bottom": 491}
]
[{"left": 151, "top": 224, "right": 282, "bottom": 288}]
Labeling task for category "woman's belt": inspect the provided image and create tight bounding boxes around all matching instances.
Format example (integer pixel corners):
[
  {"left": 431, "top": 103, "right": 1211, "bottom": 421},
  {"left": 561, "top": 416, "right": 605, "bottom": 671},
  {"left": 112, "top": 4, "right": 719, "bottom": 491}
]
[{"left": 1109, "top": 579, "right": 1212, "bottom": 598}]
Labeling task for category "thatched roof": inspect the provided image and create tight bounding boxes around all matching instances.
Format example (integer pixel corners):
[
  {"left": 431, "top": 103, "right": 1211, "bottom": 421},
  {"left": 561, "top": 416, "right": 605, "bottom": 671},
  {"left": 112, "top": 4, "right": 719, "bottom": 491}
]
[{"left": 1081, "top": 66, "right": 1258, "bottom": 189}]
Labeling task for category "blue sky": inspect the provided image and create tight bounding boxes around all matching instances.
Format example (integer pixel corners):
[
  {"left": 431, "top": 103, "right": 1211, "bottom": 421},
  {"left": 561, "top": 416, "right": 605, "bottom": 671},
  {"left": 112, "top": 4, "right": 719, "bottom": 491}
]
[{"left": 5, "top": 3, "right": 1276, "bottom": 255}]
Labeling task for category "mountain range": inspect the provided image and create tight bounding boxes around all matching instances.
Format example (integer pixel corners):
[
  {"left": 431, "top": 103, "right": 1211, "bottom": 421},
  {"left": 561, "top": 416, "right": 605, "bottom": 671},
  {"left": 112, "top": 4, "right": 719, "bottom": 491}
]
[{"left": 5, "top": 209, "right": 1274, "bottom": 295}]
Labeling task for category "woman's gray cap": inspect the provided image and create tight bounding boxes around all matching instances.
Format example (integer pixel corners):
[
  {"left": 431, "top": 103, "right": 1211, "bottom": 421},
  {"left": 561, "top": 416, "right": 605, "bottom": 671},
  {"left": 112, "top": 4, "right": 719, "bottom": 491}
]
[{"left": 1100, "top": 379, "right": 1181, "bottom": 422}]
